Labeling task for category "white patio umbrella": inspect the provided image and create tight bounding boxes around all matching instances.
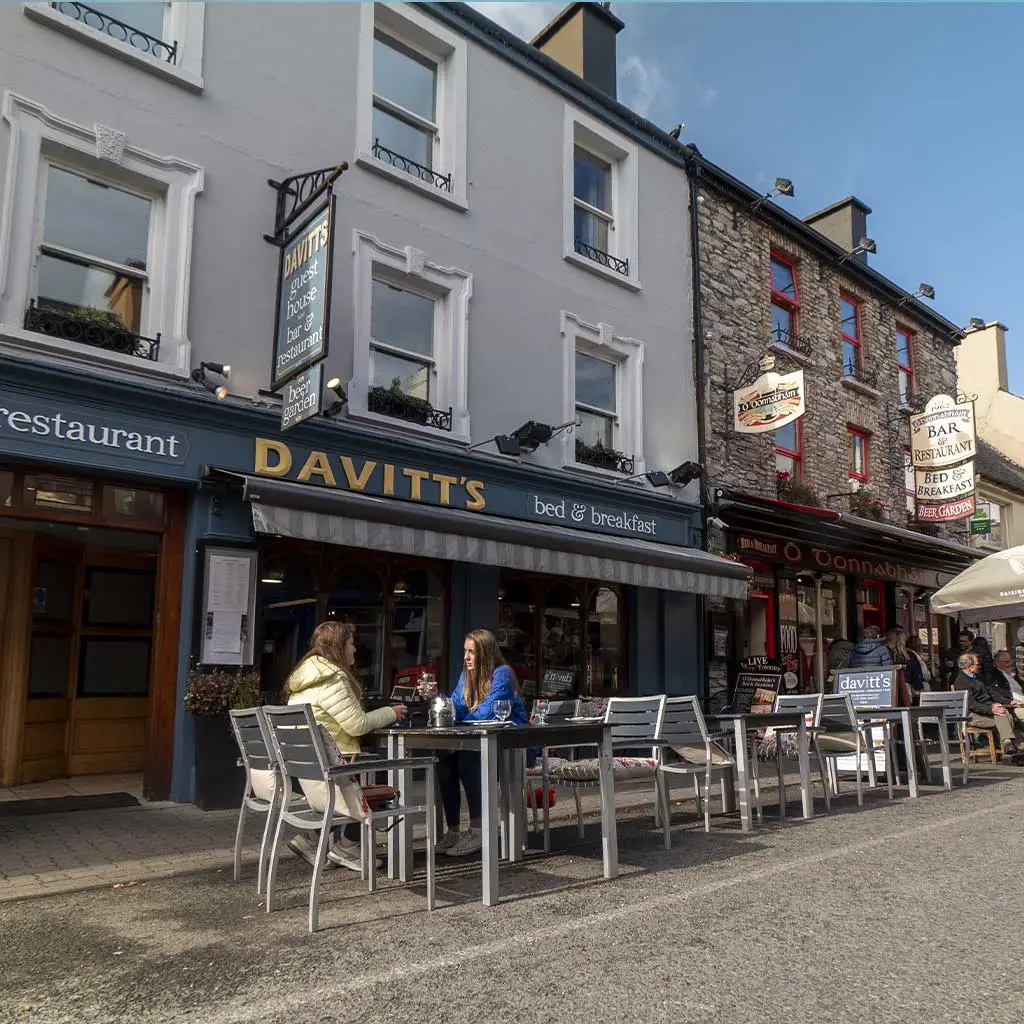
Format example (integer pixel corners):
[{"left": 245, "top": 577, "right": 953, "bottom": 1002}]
[{"left": 931, "top": 545, "right": 1024, "bottom": 623}]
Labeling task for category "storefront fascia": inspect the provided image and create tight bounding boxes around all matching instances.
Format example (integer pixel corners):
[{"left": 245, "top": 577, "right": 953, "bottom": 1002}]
[{"left": 715, "top": 490, "right": 982, "bottom": 693}]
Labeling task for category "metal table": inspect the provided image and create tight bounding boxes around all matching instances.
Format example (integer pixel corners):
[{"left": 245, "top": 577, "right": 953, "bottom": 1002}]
[
  {"left": 377, "top": 722, "right": 616, "bottom": 907},
  {"left": 710, "top": 711, "right": 816, "bottom": 832},
  {"left": 854, "top": 706, "right": 952, "bottom": 796}
]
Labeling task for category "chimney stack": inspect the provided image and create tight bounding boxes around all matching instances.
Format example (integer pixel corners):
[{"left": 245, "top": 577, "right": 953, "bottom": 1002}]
[
  {"left": 804, "top": 196, "right": 873, "bottom": 264},
  {"left": 532, "top": 2, "right": 624, "bottom": 100}
]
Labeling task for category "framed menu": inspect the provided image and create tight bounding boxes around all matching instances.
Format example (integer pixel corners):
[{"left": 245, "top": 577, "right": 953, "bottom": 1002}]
[{"left": 196, "top": 544, "right": 258, "bottom": 666}]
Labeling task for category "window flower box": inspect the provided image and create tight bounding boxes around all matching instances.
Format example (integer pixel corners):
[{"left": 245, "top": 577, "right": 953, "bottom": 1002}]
[
  {"left": 576, "top": 439, "right": 633, "bottom": 474},
  {"left": 776, "top": 470, "right": 820, "bottom": 507}
]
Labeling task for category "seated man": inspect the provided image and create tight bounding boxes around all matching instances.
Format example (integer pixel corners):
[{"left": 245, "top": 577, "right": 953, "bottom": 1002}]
[
  {"left": 958, "top": 652, "right": 1024, "bottom": 759},
  {"left": 990, "top": 650, "right": 1024, "bottom": 725}
]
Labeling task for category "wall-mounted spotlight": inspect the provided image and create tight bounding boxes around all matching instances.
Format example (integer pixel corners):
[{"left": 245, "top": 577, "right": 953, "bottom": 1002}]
[
  {"left": 617, "top": 469, "right": 673, "bottom": 488},
  {"left": 896, "top": 283, "right": 936, "bottom": 309},
  {"left": 469, "top": 418, "right": 577, "bottom": 457},
  {"left": 669, "top": 461, "right": 703, "bottom": 486},
  {"left": 191, "top": 361, "right": 230, "bottom": 400},
  {"left": 735, "top": 178, "right": 794, "bottom": 228},
  {"left": 837, "top": 237, "right": 877, "bottom": 266},
  {"left": 323, "top": 376, "right": 347, "bottom": 418}
]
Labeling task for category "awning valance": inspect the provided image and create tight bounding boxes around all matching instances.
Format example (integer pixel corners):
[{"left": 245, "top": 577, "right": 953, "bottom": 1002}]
[{"left": 218, "top": 472, "right": 750, "bottom": 600}]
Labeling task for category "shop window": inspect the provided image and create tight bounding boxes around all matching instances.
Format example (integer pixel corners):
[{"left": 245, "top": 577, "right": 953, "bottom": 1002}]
[
  {"left": 78, "top": 638, "right": 151, "bottom": 696},
  {"left": 848, "top": 428, "right": 869, "bottom": 484},
  {"left": 27, "top": 635, "right": 71, "bottom": 698},
  {"left": 775, "top": 419, "right": 802, "bottom": 479},
  {"left": 328, "top": 564, "right": 386, "bottom": 698},
  {"left": 896, "top": 327, "right": 915, "bottom": 406},
  {"left": 102, "top": 486, "right": 164, "bottom": 525},
  {"left": 770, "top": 253, "right": 799, "bottom": 349},
  {"left": 390, "top": 569, "right": 444, "bottom": 690},
  {"left": 498, "top": 578, "right": 538, "bottom": 698},
  {"left": 25, "top": 473, "right": 94, "bottom": 514},
  {"left": 841, "top": 294, "right": 862, "bottom": 377},
  {"left": 972, "top": 501, "right": 1006, "bottom": 548},
  {"left": 84, "top": 567, "right": 155, "bottom": 627},
  {"left": 0, "top": 469, "right": 12, "bottom": 509},
  {"left": 857, "top": 579, "right": 886, "bottom": 633},
  {"left": 259, "top": 556, "right": 318, "bottom": 698},
  {"left": 584, "top": 586, "right": 623, "bottom": 695},
  {"left": 33, "top": 558, "right": 77, "bottom": 621},
  {"left": 542, "top": 582, "right": 583, "bottom": 698}
]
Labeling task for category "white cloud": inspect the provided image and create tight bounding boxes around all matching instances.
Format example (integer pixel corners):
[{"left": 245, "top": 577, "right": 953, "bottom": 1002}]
[
  {"left": 467, "top": 2, "right": 563, "bottom": 41},
  {"left": 619, "top": 54, "right": 667, "bottom": 120}
]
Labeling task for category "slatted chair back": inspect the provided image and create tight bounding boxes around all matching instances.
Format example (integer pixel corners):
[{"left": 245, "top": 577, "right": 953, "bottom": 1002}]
[
  {"left": 919, "top": 689, "right": 969, "bottom": 725},
  {"left": 773, "top": 692, "right": 824, "bottom": 725},
  {"left": 229, "top": 707, "right": 274, "bottom": 777},
  {"left": 657, "top": 695, "right": 711, "bottom": 747},
  {"left": 262, "top": 704, "right": 331, "bottom": 792},
  {"left": 819, "top": 693, "right": 859, "bottom": 732},
  {"left": 603, "top": 696, "right": 665, "bottom": 748}
]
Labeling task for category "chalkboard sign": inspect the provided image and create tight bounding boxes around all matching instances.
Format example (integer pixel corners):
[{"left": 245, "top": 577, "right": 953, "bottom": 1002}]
[
  {"left": 539, "top": 668, "right": 575, "bottom": 698},
  {"left": 733, "top": 657, "right": 783, "bottom": 714},
  {"left": 834, "top": 667, "right": 896, "bottom": 709}
]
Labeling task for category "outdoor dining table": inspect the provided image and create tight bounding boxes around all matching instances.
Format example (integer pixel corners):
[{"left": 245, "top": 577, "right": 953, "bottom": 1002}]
[
  {"left": 709, "top": 711, "right": 816, "bottom": 833},
  {"left": 853, "top": 705, "right": 953, "bottom": 796},
  {"left": 376, "top": 721, "right": 617, "bottom": 907}
]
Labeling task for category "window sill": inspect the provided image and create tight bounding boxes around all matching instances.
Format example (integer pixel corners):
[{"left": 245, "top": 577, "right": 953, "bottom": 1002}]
[
  {"left": 356, "top": 153, "right": 468, "bottom": 212},
  {"left": 562, "top": 458, "right": 646, "bottom": 483},
  {"left": 768, "top": 342, "right": 811, "bottom": 366},
  {"left": 1, "top": 324, "right": 189, "bottom": 381},
  {"left": 563, "top": 250, "right": 641, "bottom": 292},
  {"left": 840, "top": 376, "right": 881, "bottom": 399},
  {"left": 23, "top": 3, "right": 204, "bottom": 92},
  {"left": 344, "top": 403, "right": 470, "bottom": 446}
]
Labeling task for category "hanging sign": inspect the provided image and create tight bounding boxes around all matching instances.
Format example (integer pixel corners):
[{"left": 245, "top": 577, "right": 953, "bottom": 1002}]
[
  {"left": 280, "top": 364, "right": 323, "bottom": 432},
  {"left": 271, "top": 200, "right": 335, "bottom": 390},
  {"left": 915, "top": 460, "right": 975, "bottom": 502},
  {"left": 915, "top": 494, "right": 976, "bottom": 522},
  {"left": 733, "top": 369, "right": 805, "bottom": 434},
  {"left": 910, "top": 395, "right": 976, "bottom": 469}
]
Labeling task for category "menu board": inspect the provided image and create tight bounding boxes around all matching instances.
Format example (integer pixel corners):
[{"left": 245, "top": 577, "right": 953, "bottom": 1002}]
[
  {"left": 733, "top": 657, "right": 783, "bottom": 714},
  {"left": 539, "top": 668, "right": 575, "bottom": 698},
  {"left": 198, "top": 546, "right": 258, "bottom": 666}
]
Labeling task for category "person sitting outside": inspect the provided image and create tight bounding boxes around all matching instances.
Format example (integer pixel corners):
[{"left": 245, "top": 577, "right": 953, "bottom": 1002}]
[
  {"left": 957, "top": 652, "right": 1024, "bottom": 759},
  {"left": 905, "top": 635, "right": 933, "bottom": 699},
  {"left": 848, "top": 625, "right": 894, "bottom": 669},
  {"left": 990, "top": 650, "right": 1024, "bottom": 726}
]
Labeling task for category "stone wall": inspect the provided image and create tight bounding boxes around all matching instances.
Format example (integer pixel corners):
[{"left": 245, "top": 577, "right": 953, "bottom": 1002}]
[{"left": 696, "top": 186, "right": 960, "bottom": 541}]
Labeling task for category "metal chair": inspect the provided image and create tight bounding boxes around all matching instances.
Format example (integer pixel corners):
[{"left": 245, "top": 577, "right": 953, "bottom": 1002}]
[
  {"left": 262, "top": 703, "right": 438, "bottom": 933},
  {"left": 525, "top": 698, "right": 580, "bottom": 851},
  {"left": 917, "top": 690, "right": 969, "bottom": 785},
  {"left": 818, "top": 694, "right": 894, "bottom": 806},
  {"left": 655, "top": 695, "right": 744, "bottom": 846},
  {"left": 771, "top": 693, "right": 832, "bottom": 817}
]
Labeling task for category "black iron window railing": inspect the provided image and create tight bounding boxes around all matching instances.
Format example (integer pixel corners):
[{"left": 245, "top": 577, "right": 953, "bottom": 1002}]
[
  {"left": 573, "top": 239, "right": 629, "bottom": 277},
  {"left": 51, "top": 2, "right": 178, "bottom": 64},
  {"left": 372, "top": 140, "right": 452, "bottom": 193},
  {"left": 367, "top": 384, "right": 452, "bottom": 431},
  {"left": 769, "top": 326, "right": 811, "bottom": 356},
  {"left": 575, "top": 439, "right": 634, "bottom": 475},
  {"left": 842, "top": 361, "right": 878, "bottom": 389},
  {"left": 25, "top": 300, "right": 161, "bottom": 361}
]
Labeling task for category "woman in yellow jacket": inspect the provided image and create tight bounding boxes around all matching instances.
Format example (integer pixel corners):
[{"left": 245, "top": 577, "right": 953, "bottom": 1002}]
[{"left": 284, "top": 621, "right": 407, "bottom": 871}]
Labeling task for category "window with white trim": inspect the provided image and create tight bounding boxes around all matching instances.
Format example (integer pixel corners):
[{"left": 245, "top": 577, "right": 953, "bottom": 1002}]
[
  {"left": 563, "top": 108, "right": 639, "bottom": 289},
  {"left": 24, "top": 2, "right": 205, "bottom": 91},
  {"left": 560, "top": 311, "right": 644, "bottom": 475},
  {"left": 0, "top": 92, "right": 204, "bottom": 375},
  {"left": 350, "top": 230, "right": 472, "bottom": 441},
  {"left": 356, "top": 3, "right": 468, "bottom": 209}
]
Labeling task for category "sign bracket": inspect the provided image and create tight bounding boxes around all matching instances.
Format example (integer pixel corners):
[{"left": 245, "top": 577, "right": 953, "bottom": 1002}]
[{"left": 264, "top": 163, "right": 347, "bottom": 247}]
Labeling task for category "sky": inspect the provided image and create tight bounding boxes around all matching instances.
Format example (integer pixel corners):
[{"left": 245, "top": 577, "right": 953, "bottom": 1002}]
[{"left": 470, "top": 1, "right": 1024, "bottom": 394}]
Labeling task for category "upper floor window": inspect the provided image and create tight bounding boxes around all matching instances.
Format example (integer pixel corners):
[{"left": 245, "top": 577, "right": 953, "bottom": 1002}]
[
  {"left": 575, "top": 350, "right": 618, "bottom": 450},
  {"left": 896, "top": 327, "right": 915, "bottom": 405},
  {"left": 775, "top": 419, "right": 802, "bottom": 479},
  {"left": 841, "top": 294, "right": 862, "bottom": 377},
  {"left": 849, "top": 428, "right": 869, "bottom": 484},
  {"left": 563, "top": 108, "right": 640, "bottom": 290},
  {"left": 369, "top": 277, "right": 435, "bottom": 403},
  {"left": 770, "top": 254, "right": 799, "bottom": 349},
  {"left": 355, "top": 4, "right": 468, "bottom": 209}
]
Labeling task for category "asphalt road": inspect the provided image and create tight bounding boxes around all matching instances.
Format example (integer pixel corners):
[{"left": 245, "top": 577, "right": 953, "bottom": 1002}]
[{"left": 4, "top": 769, "right": 1024, "bottom": 1024}]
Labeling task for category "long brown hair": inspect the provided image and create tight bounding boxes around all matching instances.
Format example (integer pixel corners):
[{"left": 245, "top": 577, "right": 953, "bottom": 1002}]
[
  {"left": 287, "top": 620, "right": 360, "bottom": 697},
  {"left": 463, "top": 628, "right": 516, "bottom": 709}
]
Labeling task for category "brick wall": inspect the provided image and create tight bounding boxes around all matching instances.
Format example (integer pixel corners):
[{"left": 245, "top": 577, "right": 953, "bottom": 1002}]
[{"left": 696, "top": 186, "right": 959, "bottom": 541}]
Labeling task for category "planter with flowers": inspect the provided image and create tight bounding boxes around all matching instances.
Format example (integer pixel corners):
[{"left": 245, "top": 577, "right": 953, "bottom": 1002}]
[
  {"left": 185, "top": 668, "right": 262, "bottom": 811},
  {"left": 849, "top": 487, "right": 886, "bottom": 522},
  {"left": 776, "top": 470, "right": 820, "bottom": 508}
]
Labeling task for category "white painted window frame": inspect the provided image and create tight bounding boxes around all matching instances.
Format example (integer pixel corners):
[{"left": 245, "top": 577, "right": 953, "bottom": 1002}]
[
  {"left": 355, "top": 3, "right": 468, "bottom": 211},
  {"left": 563, "top": 106, "right": 640, "bottom": 291},
  {"left": 23, "top": 2, "right": 205, "bottom": 92},
  {"left": 560, "top": 310, "right": 644, "bottom": 476},
  {"left": 0, "top": 91, "right": 204, "bottom": 379},
  {"left": 350, "top": 229, "right": 472, "bottom": 443}
]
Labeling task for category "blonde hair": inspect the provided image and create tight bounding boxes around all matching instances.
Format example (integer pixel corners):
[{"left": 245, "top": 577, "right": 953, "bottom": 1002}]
[
  {"left": 464, "top": 628, "right": 516, "bottom": 709},
  {"left": 885, "top": 628, "right": 908, "bottom": 665},
  {"left": 287, "top": 620, "right": 361, "bottom": 699}
]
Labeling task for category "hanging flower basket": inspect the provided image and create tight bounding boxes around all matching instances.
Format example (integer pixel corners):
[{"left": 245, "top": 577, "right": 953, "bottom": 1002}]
[
  {"left": 776, "top": 471, "right": 820, "bottom": 507},
  {"left": 850, "top": 487, "right": 887, "bottom": 522},
  {"left": 576, "top": 439, "right": 632, "bottom": 474}
]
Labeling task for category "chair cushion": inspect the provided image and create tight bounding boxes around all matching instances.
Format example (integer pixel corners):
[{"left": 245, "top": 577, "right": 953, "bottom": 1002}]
[
  {"left": 669, "top": 742, "right": 733, "bottom": 767},
  {"left": 550, "top": 756, "right": 657, "bottom": 782},
  {"left": 526, "top": 756, "right": 567, "bottom": 776},
  {"left": 817, "top": 731, "right": 860, "bottom": 753}
]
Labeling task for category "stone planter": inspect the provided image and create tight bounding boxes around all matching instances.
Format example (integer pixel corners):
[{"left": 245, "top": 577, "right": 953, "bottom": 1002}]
[{"left": 192, "top": 712, "right": 244, "bottom": 811}]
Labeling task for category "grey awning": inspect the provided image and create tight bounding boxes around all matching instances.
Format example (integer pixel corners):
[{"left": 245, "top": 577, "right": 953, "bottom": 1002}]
[{"left": 227, "top": 473, "right": 749, "bottom": 600}]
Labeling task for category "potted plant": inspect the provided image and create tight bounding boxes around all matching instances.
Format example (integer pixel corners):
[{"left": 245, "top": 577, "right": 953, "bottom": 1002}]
[
  {"left": 185, "top": 667, "right": 262, "bottom": 811},
  {"left": 576, "top": 438, "right": 630, "bottom": 473},
  {"left": 776, "top": 470, "right": 820, "bottom": 507},
  {"left": 367, "top": 378, "right": 435, "bottom": 425},
  {"left": 850, "top": 487, "right": 886, "bottom": 522}
]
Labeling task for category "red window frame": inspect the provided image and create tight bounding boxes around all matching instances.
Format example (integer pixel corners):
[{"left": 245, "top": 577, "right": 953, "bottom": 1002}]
[
  {"left": 848, "top": 427, "right": 869, "bottom": 483},
  {"left": 770, "top": 252, "right": 799, "bottom": 348},
  {"left": 896, "top": 326, "right": 915, "bottom": 404},
  {"left": 775, "top": 418, "right": 803, "bottom": 480},
  {"left": 840, "top": 293, "right": 861, "bottom": 374}
]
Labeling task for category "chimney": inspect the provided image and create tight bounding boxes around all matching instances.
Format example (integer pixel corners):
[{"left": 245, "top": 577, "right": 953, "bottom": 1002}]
[
  {"left": 956, "top": 321, "right": 1010, "bottom": 403},
  {"left": 804, "top": 196, "right": 873, "bottom": 264},
  {"left": 532, "top": 2, "right": 624, "bottom": 100}
]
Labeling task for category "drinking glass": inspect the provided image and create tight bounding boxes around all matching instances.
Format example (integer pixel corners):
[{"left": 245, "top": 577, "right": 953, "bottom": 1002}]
[
  {"left": 494, "top": 699, "right": 512, "bottom": 723},
  {"left": 533, "top": 700, "right": 548, "bottom": 727}
]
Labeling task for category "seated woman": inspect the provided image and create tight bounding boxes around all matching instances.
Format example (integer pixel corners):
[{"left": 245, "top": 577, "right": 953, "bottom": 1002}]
[
  {"left": 283, "top": 621, "right": 407, "bottom": 871},
  {"left": 434, "top": 628, "right": 527, "bottom": 857}
]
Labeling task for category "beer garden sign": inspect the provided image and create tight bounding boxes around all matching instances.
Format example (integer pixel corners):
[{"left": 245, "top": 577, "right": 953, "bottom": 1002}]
[{"left": 909, "top": 395, "right": 977, "bottom": 522}]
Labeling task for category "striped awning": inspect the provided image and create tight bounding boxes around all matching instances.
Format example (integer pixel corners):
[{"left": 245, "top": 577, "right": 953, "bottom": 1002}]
[{"left": 234, "top": 474, "right": 749, "bottom": 600}]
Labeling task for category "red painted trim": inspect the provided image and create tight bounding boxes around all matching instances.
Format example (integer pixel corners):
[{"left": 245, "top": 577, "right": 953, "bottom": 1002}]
[
  {"left": 896, "top": 326, "right": 915, "bottom": 402},
  {"left": 770, "top": 251, "right": 800, "bottom": 347},
  {"left": 729, "top": 491, "right": 841, "bottom": 521},
  {"left": 775, "top": 417, "right": 803, "bottom": 477}
]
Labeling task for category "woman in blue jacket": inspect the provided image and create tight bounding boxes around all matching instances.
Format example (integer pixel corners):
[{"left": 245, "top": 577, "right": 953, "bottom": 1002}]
[{"left": 437, "top": 628, "right": 526, "bottom": 857}]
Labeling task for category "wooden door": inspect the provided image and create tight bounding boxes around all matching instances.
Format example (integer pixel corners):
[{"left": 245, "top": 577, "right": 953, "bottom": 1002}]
[{"left": 21, "top": 539, "right": 83, "bottom": 783}]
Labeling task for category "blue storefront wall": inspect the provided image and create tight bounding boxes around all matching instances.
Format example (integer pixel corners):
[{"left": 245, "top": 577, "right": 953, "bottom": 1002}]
[{"left": 1, "top": 360, "right": 708, "bottom": 802}]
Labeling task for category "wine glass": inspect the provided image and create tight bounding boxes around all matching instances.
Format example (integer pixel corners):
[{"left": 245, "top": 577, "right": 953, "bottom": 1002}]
[
  {"left": 494, "top": 699, "right": 512, "bottom": 723},
  {"left": 533, "top": 700, "right": 548, "bottom": 727}
]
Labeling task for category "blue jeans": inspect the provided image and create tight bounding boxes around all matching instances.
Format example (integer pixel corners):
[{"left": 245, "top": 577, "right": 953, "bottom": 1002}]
[{"left": 438, "top": 751, "right": 482, "bottom": 828}]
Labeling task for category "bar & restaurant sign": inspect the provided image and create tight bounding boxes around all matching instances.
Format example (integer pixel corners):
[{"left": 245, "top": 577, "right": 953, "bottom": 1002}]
[{"left": 909, "top": 395, "right": 976, "bottom": 522}]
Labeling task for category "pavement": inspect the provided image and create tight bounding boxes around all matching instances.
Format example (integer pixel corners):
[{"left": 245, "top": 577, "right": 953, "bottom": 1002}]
[{"left": 2, "top": 764, "right": 1023, "bottom": 1024}]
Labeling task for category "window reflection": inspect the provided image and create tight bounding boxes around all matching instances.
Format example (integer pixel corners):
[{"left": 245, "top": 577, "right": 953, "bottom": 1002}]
[
  {"left": 584, "top": 586, "right": 621, "bottom": 695},
  {"left": 542, "top": 583, "right": 582, "bottom": 698},
  {"left": 390, "top": 569, "right": 444, "bottom": 690},
  {"left": 328, "top": 564, "right": 386, "bottom": 697},
  {"left": 498, "top": 578, "right": 537, "bottom": 698},
  {"left": 259, "top": 557, "right": 317, "bottom": 699}
]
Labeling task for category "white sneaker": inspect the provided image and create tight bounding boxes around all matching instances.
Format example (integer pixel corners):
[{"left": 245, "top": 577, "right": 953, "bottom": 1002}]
[
  {"left": 444, "top": 827, "right": 482, "bottom": 857},
  {"left": 287, "top": 834, "right": 327, "bottom": 868},
  {"left": 327, "top": 840, "right": 383, "bottom": 872},
  {"left": 435, "top": 829, "right": 461, "bottom": 853}
]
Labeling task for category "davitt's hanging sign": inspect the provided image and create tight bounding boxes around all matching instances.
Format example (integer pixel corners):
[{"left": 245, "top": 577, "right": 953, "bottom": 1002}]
[
  {"left": 733, "top": 356, "right": 805, "bottom": 434},
  {"left": 910, "top": 394, "right": 977, "bottom": 522}
]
